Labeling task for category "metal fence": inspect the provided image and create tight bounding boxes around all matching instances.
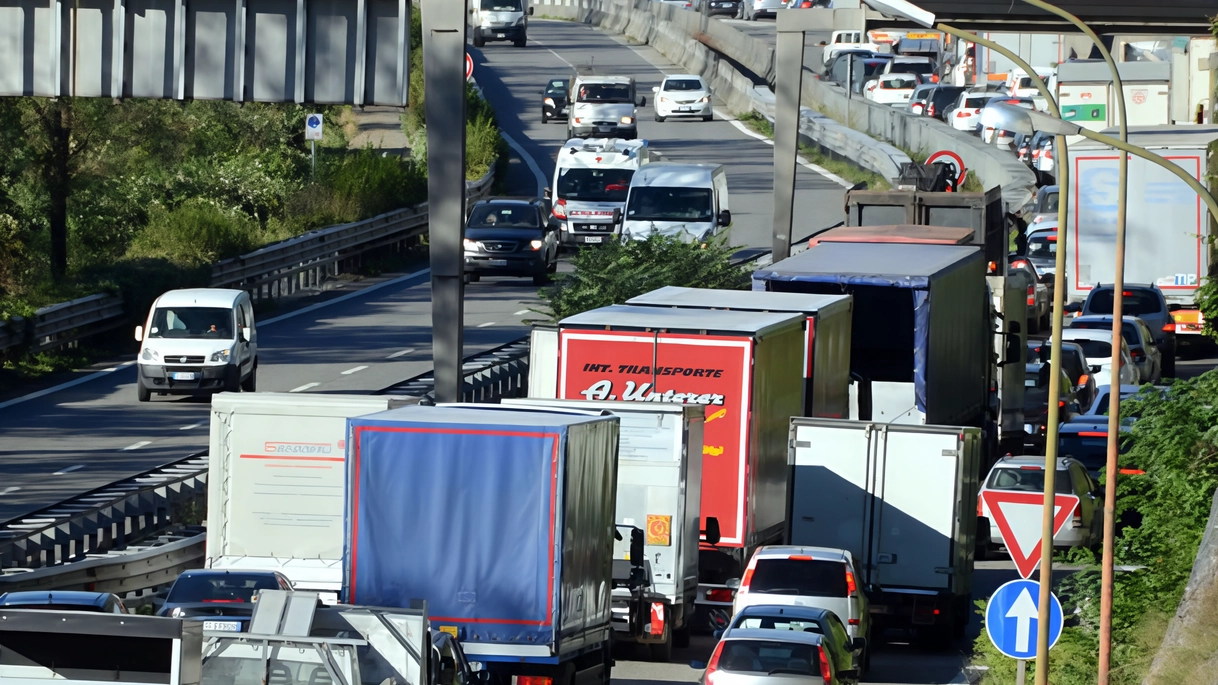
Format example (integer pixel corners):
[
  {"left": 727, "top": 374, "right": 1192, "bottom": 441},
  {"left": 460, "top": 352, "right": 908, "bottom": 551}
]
[{"left": 0, "top": 293, "right": 126, "bottom": 353}]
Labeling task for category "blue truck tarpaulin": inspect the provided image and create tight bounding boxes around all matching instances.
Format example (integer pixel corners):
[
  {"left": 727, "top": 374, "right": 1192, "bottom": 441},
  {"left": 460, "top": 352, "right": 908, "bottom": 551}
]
[{"left": 345, "top": 408, "right": 569, "bottom": 646}]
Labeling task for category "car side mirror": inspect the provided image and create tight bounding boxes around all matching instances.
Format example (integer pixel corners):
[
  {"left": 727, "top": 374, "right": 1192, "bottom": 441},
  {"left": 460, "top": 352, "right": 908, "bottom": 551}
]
[
  {"left": 702, "top": 516, "right": 721, "bottom": 545},
  {"left": 134, "top": 325, "right": 144, "bottom": 342},
  {"left": 690, "top": 661, "right": 708, "bottom": 670},
  {"left": 1090, "top": 365, "right": 1102, "bottom": 374},
  {"left": 725, "top": 577, "right": 741, "bottom": 589},
  {"left": 527, "top": 5, "right": 534, "bottom": 14},
  {"left": 1065, "top": 302, "right": 1083, "bottom": 314},
  {"left": 612, "top": 208, "right": 622, "bottom": 225},
  {"left": 852, "top": 637, "right": 866, "bottom": 651},
  {"left": 543, "top": 187, "right": 552, "bottom": 199},
  {"left": 717, "top": 209, "right": 731, "bottom": 227},
  {"left": 652, "top": 86, "right": 660, "bottom": 93},
  {"left": 637, "top": 96, "right": 646, "bottom": 107},
  {"left": 241, "top": 326, "right": 251, "bottom": 342},
  {"left": 630, "top": 528, "right": 645, "bottom": 569},
  {"left": 475, "top": 672, "right": 491, "bottom": 683},
  {"left": 713, "top": 629, "right": 724, "bottom": 640}
]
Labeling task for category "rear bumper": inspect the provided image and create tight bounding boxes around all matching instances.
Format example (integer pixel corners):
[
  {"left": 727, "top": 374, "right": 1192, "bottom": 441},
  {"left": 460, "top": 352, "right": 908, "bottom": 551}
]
[
  {"left": 139, "top": 363, "right": 235, "bottom": 394},
  {"left": 868, "top": 589, "right": 958, "bottom": 631}
]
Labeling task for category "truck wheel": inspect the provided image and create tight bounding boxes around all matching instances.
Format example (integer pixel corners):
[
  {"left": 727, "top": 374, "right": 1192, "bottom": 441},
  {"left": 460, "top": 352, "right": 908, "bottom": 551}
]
[
  {"left": 136, "top": 380, "right": 151, "bottom": 403},
  {"left": 649, "top": 625, "right": 673, "bottom": 662},
  {"left": 241, "top": 363, "right": 257, "bottom": 392},
  {"left": 473, "top": 34, "right": 485, "bottom": 48},
  {"left": 673, "top": 625, "right": 691, "bottom": 649}
]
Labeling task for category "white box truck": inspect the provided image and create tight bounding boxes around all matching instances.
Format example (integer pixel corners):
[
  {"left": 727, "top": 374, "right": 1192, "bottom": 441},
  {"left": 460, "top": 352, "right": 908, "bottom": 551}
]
[
  {"left": 1065, "top": 125, "right": 1218, "bottom": 338},
  {"left": 787, "top": 418, "right": 982, "bottom": 644},
  {"left": 503, "top": 398, "right": 706, "bottom": 657},
  {"left": 206, "top": 392, "right": 416, "bottom": 600}
]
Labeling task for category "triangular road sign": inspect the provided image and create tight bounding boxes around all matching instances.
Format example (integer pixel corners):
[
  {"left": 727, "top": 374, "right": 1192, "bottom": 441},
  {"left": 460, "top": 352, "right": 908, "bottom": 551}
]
[{"left": 982, "top": 490, "right": 1079, "bottom": 579}]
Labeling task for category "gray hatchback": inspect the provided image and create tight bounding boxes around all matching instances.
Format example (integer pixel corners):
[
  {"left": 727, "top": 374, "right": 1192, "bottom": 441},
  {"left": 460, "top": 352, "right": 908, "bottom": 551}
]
[{"left": 1072, "top": 284, "right": 1176, "bottom": 377}]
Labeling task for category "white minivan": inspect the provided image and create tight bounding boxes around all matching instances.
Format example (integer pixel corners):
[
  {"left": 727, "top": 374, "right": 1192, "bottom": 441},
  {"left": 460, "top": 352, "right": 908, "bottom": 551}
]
[
  {"left": 620, "top": 163, "right": 730, "bottom": 243},
  {"left": 134, "top": 288, "right": 258, "bottom": 402}
]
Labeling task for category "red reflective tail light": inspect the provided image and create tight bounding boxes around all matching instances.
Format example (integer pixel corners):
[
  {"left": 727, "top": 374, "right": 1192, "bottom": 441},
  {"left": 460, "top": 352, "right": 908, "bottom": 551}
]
[
  {"left": 704, "top": 640, "right": 726, "bottom": 684},
  {"left": 1163, "top": 322, "right": 1176, "bottom": 333},
  {"left": 818, "top": 646, "right": 832, "bottom": 684},
  {"left": 705, "top": 587, "right": 735, "bottom": 603},
  {"left": 845, "top": 568, "right": 857, "bottom": 596}
]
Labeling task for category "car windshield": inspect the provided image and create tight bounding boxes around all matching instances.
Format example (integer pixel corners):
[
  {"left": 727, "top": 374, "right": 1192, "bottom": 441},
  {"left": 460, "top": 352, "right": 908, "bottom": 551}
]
[
  {"left": 735, "top": 617, "right": 824, "bottom": 634},
  {"left": 148, "top": 307, "right": 233, "bottom": 340},
  {"left": 1071, "top": 321, "right": 1138, "bottom": 346},
  {"left": 1027, "top": 234, "right": 1056, "bottom": 259},
  {"left": 1086, "top": 289, "right": 1163, "bottom": 316},
  {"left": 747, "top": 559, "right": 848, "bottom": 597},
  {"left": 546, "top": 80, "right": 567, "bottom": 93},
  {"left": 890, "top": 62, "right": 932, "bottom": 75},
  {"left": 558, "top": 168, "right": 635, "bottom": 202},
  {"left": 167, "top": 574, "right": 281, "bottom": 604},
  {"left": 963, "top": 96, "right": 991, "bottom": 108},
  {"left": 986, "top": 468, "right": 1073, "bottom": 494},
  {"left": 664, "top": 79, "right": 703, "bottom": 91},
  {"left": 625, "top": 187, "right": 713, "bottom": 222},
  {"left": 1073, "top": 339, "right": 1113, "bottom": 358},
  {"left": 468, "top": 204, "right": 539, "bottom": 229},
  {"left": 577, "top": 83, "right": 632, "bottom": 102},
  {"left": 1039, "top": 191, "right": 1059, "bottom": 213},
  {"left": 862, "top": 61, "right": 888, "bottom": 76},
  {"left": 882, "top": 76, "right": 917, "bottom": 89},
  {"left": 480, "top": 0, "right": 521, "bottom": 9},
  {"left": 717, "top": 640, "right": 818, "bottom": 675}
]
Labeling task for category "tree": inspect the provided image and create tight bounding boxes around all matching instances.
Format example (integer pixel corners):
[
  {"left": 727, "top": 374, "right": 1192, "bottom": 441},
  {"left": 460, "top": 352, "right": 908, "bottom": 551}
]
[{"left": 537, "top": 235, "right": 750, "bottom": 321}]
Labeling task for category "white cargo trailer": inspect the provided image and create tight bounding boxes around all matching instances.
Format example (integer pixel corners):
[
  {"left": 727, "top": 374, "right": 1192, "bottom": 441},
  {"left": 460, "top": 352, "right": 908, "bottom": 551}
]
[{"left": 206, "top": 392, "right": 416, "bottom": 599}]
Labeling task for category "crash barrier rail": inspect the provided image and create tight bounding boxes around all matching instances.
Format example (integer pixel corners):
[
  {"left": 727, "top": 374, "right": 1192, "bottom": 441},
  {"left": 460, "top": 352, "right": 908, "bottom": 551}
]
[
  {"left": 0, "top": 293, "right": 127, "bottom": 354},
  {"left": 0, "top": 165, "right": 496, "bottom": 353},
  {"left": 378, "top": 336, "right": 534, "bottom": 402},
  {"left": 530, "top": 0, "right": 1037, "bottom": 211}
]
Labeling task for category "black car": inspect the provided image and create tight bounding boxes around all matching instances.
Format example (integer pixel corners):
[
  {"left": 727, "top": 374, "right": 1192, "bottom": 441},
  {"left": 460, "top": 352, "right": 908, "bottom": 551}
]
[
  {"left": 541, "top": 78, "right": 569, "bottom": 123},
  {"left": 922, "top": 85, "right": 964, "bottom": 120},
  {"left": 822, "top": 51, "right": 884, "bottom": 88},
  {"left": 464, "top": 198, "right": 559, "bottom": 286},
  {"left": 157, "top": 569, "right": 292, "bottom": 632},
  {"left": 0, "top": 590, "right": 128, "bottom": 614},
  {"left": 1023, "top": 362, "right": 1080, "bottom": 450}
]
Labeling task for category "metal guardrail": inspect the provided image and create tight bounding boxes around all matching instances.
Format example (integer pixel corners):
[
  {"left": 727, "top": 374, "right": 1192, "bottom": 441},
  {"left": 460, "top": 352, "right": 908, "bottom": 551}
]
[
  {"left": 0, "top": 293, "right": 127, "bottom": 353},
  {"left": 379, "top": 336, "right": 534, "bottom": 402}
]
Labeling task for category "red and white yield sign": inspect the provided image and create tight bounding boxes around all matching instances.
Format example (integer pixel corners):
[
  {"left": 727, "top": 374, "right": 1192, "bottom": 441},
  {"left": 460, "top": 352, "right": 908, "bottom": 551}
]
[
  {"left": 465, "top": 53, "right": 474, "bottom": 80},
  {"left": 981, "top": 490, "right": 1079, "bottom": 579},
  {"left": 926, "top": 149, "right": 966, "bottom": 190}
]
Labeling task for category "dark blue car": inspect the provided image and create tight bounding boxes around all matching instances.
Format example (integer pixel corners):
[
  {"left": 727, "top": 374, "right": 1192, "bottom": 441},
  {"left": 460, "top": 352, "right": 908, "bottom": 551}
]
[
  {"left": 157, "top": 569, "right": 291, "bottom": 632},
  {"left": 0, "top": 590, "right": 127, "bottom": 614}
]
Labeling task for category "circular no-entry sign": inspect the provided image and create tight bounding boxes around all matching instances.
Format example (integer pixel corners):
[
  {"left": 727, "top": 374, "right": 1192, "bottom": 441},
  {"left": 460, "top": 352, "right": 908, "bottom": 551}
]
[
  {"left": 465, "top": 53, "right": 474, "bottom": 80},
  {"left": 926, "top": 149, "right": 966, "bottom": 190}
]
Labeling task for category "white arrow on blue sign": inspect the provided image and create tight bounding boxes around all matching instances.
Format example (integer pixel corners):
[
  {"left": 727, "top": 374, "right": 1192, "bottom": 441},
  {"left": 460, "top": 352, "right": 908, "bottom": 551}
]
[
  {"left": 305, "top": 114, "right": 324, "bottom": 141},
  {"left": 985, "top": 579, "right": 1064, "bottom": 660}
]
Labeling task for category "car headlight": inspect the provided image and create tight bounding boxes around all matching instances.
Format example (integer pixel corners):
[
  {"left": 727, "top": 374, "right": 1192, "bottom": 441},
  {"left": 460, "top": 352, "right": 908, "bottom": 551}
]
[
  {"left": 141, "top": 348, "right": 160, "bottom": 362},
  {"left": 210, "top": 349, "right": 231, "bottom": 363},
  {"left": 544, "top": 97, "right": 555, "bottom": 106},
  {"left": 700, "top": 96, "right": 710, "bottom": 103},
  {"left": 530, "top": 239, "right": 544, "bottom": 251},
  {"left": 620, "top": 116, "right": 634, "bottom": 124},
  {"left": 658, "top": 96, "right": 668, "bottom": 103},
  {"left": 463, "top": 238, "right": 479, "bottom": 252},
  {"left": 170, "top": 607, "right": 185, "bottom": 618}
]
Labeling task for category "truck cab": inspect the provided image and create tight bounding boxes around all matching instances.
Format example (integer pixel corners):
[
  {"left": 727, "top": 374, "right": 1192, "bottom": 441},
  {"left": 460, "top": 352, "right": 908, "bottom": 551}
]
[
  {"left": 468, "top": 0, "right": 532, "bottom": 48},
  {"left": 567, "top": 73, "right": 644, "bottom": 140},
  {"left": 550, "top": 138, "right": 654, "bottom": 247}
]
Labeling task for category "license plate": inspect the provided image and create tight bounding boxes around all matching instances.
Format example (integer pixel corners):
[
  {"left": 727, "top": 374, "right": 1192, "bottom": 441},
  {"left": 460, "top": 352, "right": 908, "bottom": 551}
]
[
  {"left": 488, "top": 259, "right": 508, "bottom": 266},
  {"left": 598, "top": 126, "right": 612, "bottom": 132},
  {"left": 678, "top": 107, "right": 692, "bottom": 112},
  {"left": 869, "top": 605, "right": 889, "bottom": 614},
  {"left": 171, "top": 372, "right": 197, "bottom": 381},
  {"left": 203, "top": 621, "right": 241, "bottom": 632},
  {"left": 584, "top": 236, "right": 604, "bottom": 244},
  {"left": 496, "top": 33, "right": 505, "bottom": 37}
]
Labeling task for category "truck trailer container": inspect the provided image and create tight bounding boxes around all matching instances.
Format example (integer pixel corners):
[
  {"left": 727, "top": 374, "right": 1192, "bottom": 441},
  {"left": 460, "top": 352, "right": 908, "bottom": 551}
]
[
  {"left": 624, "top": 286, "right": 853, "bottom": 419},
  {"left": 503, "top": 398, "right": 705, "bottom": 658},
  {"left": 206, "top": 392, "right": 416, "bottom": 598},
  {"left": 1066, "top": 125, "right": 1218, "bottom": 339},
  {"left": 344, "top": 405, "right": 619, "bottom": 684},
  {"left": 553, "top": 304, "right": 805, "bottom": 581},
  {"left": 753, "top": 243, "right": 991, "bottom": 431},
  {"left": 787, "top": 418, "right": 981, "bottom": 643}
]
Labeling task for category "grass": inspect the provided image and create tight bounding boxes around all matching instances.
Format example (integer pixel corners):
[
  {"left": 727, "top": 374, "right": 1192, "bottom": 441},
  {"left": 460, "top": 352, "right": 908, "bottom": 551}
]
[{"left": 737, "top": 112, "right": 891, "bottom": 190}]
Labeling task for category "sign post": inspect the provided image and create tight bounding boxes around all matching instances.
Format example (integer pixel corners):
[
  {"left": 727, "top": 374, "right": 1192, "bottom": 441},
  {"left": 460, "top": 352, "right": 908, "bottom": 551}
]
[
  {"left": 986, "top": 579, "right": 1064, "bottom": 682},
  {"left": 305, "top": 114, "right": 324, "bottom": 179}
]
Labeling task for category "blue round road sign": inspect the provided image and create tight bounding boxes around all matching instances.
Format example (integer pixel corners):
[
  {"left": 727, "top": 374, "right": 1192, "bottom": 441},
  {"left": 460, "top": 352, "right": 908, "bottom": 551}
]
[
  {"left": 307, "top": 115, "right": 322, "bottom": 129},
  {"left": 985, "top": 579, "right": 1064, "bottom": 660}
]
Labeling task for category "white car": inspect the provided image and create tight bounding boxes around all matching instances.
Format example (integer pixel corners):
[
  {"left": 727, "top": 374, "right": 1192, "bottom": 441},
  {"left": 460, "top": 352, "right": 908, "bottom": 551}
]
[
  {"left": 652, "top": 74, "right": 712, "bottom": 122},
  {"left": 1069, "top": 315, "right": 1163, "bottom": 384},
  {"left": 741, "top": 0, "right": 784, "bottom": 19},
  {"left": 863, "top": 73, "right": 917, "bottom": 107},
  {"left": 978, "top": 455, "right": 1103, "bottom": 554},
  {"left": 948, "top": 91, "right": 1002, "bottom": 132},
  {"left": 1061, "top": 328, "right": 1139, "bottom": 387},
  {"left": 1033, "top": 137, "right": 1055, "bottom": 175},
  {"left": 734, "top": 546, "right": 871, "bottom": 644}
]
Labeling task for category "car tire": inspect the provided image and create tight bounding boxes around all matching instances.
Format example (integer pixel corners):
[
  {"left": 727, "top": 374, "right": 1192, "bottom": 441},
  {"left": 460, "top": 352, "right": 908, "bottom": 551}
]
[
  {"left": 137, "top": 380, "right": 151, "bottom": 403},
  {"left": 654, "top": 113, "right": 665, "bottom": 122},
  {"left": 532, "top": 272, "right": 550, "bottom": 286},
  {"left": 703, "top": 114, "right": 713, "bottom": 121},
  {"left": 514, "top": 36, "right": 526, "bottom": 47},
  {"left": 542, "top": 111, "right": 549, "bottom": 123},
  {"left": 649, "top": 624, "right": 673, "bottom": 662},
  {"left": 473, "top": 34, "right": 485, "bottom": 48},
  {"left": 1162, "top": 353, "right": 1176, "bottom": 378},
  {"left": 241, "top": 363, "right": 257, "bottom": 392}
]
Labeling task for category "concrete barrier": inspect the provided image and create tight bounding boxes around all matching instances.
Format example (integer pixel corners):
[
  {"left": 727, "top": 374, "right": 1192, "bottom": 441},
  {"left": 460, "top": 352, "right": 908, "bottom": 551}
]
[{"left": 529, "top": 0, "right": 1036, "bottom": 209}]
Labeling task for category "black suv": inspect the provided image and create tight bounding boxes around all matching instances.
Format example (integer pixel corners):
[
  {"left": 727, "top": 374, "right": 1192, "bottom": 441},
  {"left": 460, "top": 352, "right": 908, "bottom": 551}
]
[
  {"left": 464, "top": 198, "right": 558, "bottom": 286},
  {"left": 541, "top": 78, "right": 569, "bottom": 123},
  {"left": 1071, "top": 284, "right": 1176, "bottom": 376}
]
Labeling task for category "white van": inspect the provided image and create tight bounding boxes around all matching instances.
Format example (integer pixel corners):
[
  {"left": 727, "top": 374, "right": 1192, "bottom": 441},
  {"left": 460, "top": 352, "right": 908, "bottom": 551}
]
[
  {"left": 549, "top": 138, "right": 655, "bottom": 247},
  {"left": 134, "top": 288, "right": 258, "bottom": 402},
  {"left": 620, "top": 163, "right": 730, "bottom": 243},
  {"left": 468, "top": 0, "right": 532, "bottom": 48},
  {"left": 1006, "top": 67, "right": 1055, "bottom": 98}
]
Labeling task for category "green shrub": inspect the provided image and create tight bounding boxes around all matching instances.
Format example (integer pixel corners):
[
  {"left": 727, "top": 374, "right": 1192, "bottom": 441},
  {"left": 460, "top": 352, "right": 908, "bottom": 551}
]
[
  {"left": 538, "top": 234, "right": 751, "bottom": 321},
  {"left": 127, "top": 200, "right": 261, "bottom": 268}
]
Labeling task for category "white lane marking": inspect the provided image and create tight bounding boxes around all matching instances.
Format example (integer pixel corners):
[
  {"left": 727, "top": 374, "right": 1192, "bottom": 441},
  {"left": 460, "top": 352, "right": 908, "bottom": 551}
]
[
  {"left": 122, "top": 441, "right": 152, "bottom": 451},
  {"left": 341, "top": 366, "right": 369, "bottom": 375},
  {"left": 528, "top": 36, "right": 575, "bottom": 68},
  {"left": 500, "top": 130, "right": 548, "bottom": 197},
  {"left": 290, "top": 382, "right": 320, "bottom": 392},
  {"left": 53, "top": 465, "right": 85, "bottom": 475},
  {"left": 387, "top": 349, "right": 415, "bottom": 359},
  {"left": 179, "top": 423, "right": 202, "bottom": 430},
  {"left": 514, "top": 310, "right": 530, "bottom": 316},
  {"left": 726, "top": 120, "right": 855, "bottom": 189},
  {"left": 0, "top": 267, "right": 433, "bottom": 410},
  {"left": 1, "top": 487, "right": 20, "bottom": 495},
  {"left": 477, "top": 322, "right": 497, "bottom": 328},
  {"left": 0, "top": 361, "right": 137, "bottom": 412}
]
